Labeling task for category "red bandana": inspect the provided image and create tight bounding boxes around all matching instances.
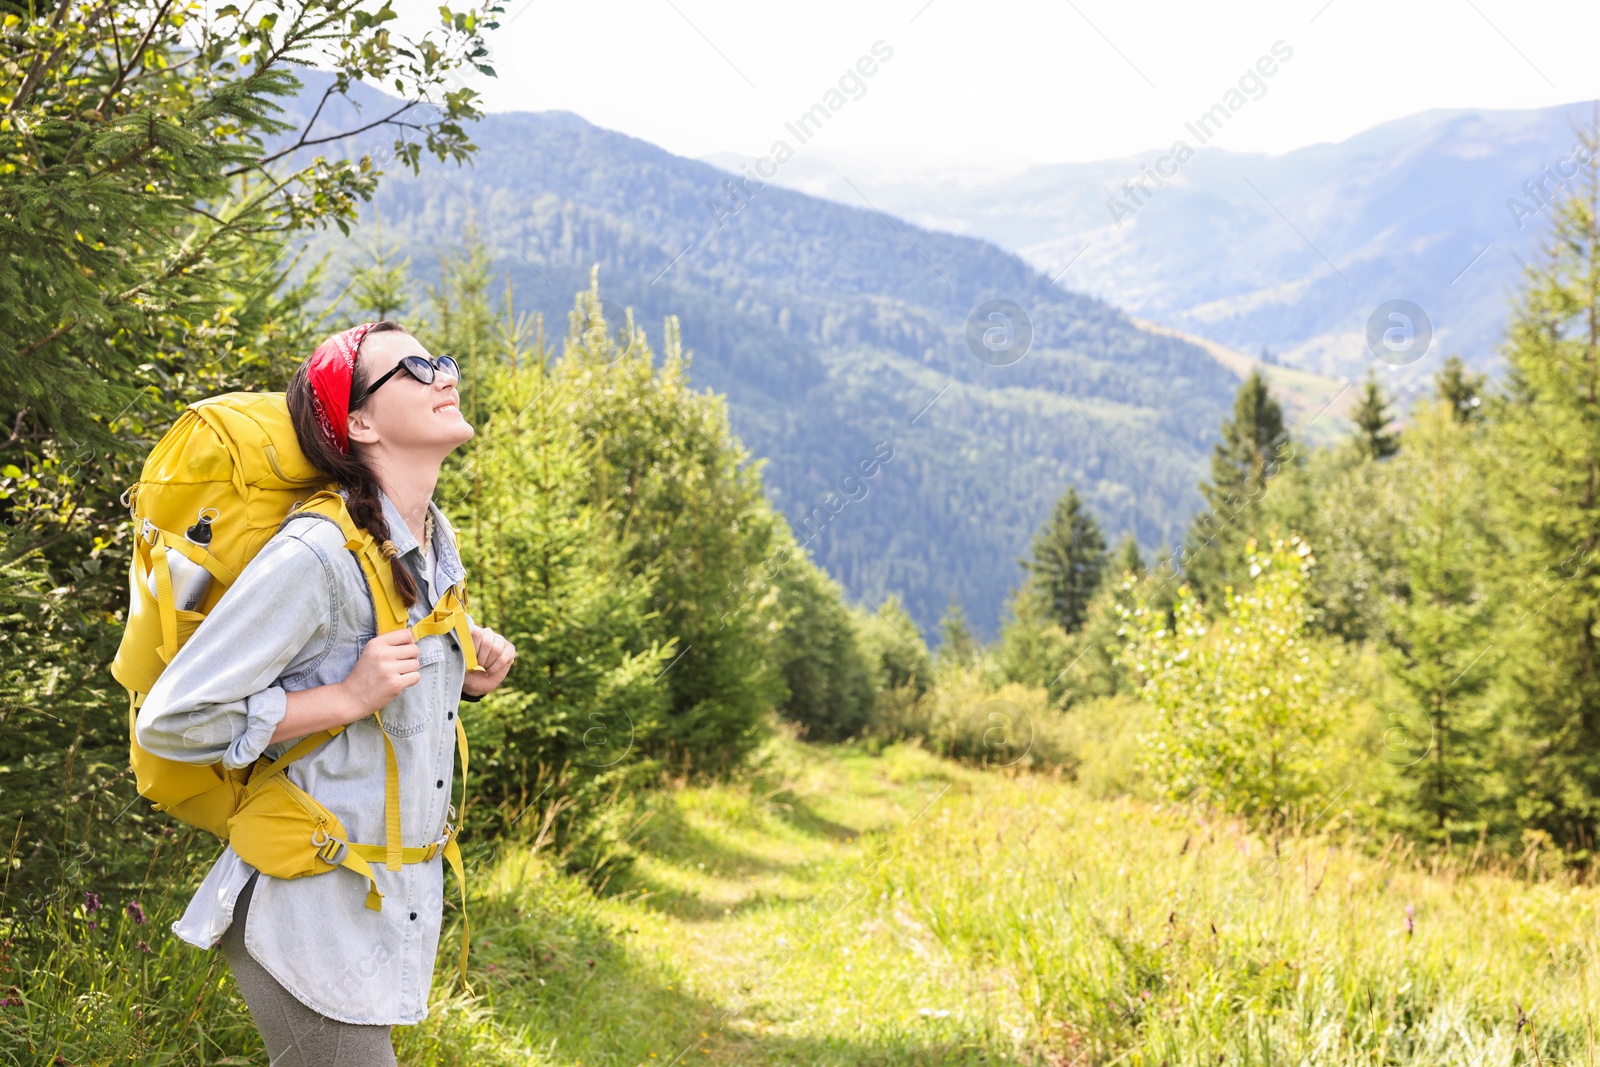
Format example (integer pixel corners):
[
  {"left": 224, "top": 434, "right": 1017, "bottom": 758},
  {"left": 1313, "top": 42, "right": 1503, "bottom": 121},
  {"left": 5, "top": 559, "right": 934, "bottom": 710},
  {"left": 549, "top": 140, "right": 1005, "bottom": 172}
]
[{"left": 307, "top": 323, "right": 377, "bottom": 454}]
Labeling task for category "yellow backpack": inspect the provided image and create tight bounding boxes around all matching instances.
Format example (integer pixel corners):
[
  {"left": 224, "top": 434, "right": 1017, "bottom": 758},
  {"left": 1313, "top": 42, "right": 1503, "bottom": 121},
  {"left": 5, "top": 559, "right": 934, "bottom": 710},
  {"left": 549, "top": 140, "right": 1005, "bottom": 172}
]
[{"left": 112, "top": 392, "right": 478, "bottom": 980}]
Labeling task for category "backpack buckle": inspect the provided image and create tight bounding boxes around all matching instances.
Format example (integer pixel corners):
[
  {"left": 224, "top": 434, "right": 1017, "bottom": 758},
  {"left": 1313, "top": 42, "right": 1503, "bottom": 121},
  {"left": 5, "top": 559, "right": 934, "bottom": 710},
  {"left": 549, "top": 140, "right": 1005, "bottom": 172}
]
[
  {"left": 421, "top": 822, "right": 455, "bottom": 861},
  {"left": 310, "top": 827, "right": 349, "bottom": 866}
]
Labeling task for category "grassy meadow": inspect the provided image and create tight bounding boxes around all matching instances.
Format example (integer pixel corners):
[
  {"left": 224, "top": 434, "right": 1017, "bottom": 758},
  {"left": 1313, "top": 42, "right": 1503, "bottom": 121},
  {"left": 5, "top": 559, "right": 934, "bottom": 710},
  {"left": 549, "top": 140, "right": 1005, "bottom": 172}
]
[{"left": 11, "top": 731, "right": 1599, "bottom": 1066}]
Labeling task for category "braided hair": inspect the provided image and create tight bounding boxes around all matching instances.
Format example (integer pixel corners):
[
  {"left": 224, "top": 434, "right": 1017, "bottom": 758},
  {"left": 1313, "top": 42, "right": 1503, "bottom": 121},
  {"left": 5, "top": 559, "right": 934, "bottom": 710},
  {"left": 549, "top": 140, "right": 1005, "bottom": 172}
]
[{"left": 286, "top": 320, "right": 421, "bottom": 609}]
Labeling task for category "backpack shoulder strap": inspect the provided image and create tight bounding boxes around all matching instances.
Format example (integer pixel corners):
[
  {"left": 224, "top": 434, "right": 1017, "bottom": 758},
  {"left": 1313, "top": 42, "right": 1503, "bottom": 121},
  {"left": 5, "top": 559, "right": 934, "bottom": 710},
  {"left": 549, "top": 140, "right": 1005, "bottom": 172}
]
[
  {"left": 287, "top": 491, "right": 481, "bottom": 673},
  {"left": 286, "top": 490, "right": 410, "bottom": 634}
]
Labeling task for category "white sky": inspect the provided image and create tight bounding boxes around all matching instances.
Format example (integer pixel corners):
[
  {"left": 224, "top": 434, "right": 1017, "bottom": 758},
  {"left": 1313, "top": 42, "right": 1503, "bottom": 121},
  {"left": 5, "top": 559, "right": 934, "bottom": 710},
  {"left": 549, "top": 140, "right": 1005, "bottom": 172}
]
[{"left": 396, "top": 0, "right": 1600, "bottom": 175}]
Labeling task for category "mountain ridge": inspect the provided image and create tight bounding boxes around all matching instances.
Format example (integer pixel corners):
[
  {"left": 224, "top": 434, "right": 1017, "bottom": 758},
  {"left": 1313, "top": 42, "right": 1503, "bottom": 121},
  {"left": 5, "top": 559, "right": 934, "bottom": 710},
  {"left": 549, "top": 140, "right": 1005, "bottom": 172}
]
[
  {"left": 288, "top": 82, "right": 1335, "bottom": 639},
  {"left": 706, "top": 99, "right": 1600, "bottom": 394}
]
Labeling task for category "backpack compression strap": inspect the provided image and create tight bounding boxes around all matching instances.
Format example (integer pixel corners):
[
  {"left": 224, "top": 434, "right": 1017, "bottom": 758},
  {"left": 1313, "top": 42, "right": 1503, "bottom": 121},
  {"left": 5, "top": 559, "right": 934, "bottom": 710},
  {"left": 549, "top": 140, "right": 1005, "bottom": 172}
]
[{"left": 139, "top": 522, "right": 238, "bottom": 664}]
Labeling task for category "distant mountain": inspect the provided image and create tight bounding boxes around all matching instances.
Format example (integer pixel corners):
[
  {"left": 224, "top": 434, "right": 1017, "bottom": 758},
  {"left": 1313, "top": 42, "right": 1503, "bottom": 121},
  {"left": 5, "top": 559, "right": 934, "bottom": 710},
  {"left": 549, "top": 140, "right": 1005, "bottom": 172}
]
[
  {"left": 710, "top": 101, "right": 1600, "bottom": 396},
  {"left": 289, "top": 85, "right": 1338, "bottom": 642}
]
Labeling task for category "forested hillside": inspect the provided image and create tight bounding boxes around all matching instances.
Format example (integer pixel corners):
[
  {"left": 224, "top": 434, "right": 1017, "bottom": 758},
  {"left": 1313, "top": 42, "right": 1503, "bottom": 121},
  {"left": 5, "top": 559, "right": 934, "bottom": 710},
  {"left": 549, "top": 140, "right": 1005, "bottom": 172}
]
[
  {"left": 757, "top": 102, "right": 1600, "bottom": 391},
  {"left": 301, "top": 90, "right": 1262, "bottom": 640}
]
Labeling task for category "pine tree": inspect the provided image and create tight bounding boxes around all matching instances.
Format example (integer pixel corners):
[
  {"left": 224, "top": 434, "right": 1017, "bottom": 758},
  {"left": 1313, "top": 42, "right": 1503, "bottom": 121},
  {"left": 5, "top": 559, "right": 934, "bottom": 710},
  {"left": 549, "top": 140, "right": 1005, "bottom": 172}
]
[
  {"left": 1350, "top": 371, "right": 1400, "bottom": 461},
  {"left": 936, "top": 595, "right": 979, "bottom": 668},
  {"left": 1435, "top": 355, "right": 1486, "bottom": 423},
  {"left": 1378, "top": 399, "right": 1497, "bottom": 843},
  {"left": 1021, "top": 486, "right": 1108, "bottom": 633},
  {"left": 1183, "top": 371, "right": 1293, "bottom": 606},
  {"left": 348, "top": 209, "right": 413, "bottom": 321},
  {"left": 774, "top": 552, "right": 877, "bottom": 741},
  {"left": 994, "top": 584, "right": 1073, "bottom": 706},
  {"left": 853, "top": 593, "right": 934, "bottom": 697},
  {"left": 1114, "top": 534, "right": 1145, "bottom": 579},
  {"left": 1478, "top": 142, "right": 1600, "bottom": 851},
  {"left": 558, "top": 273, "right": 787, "bottom": 767},
  {"left": 426, "top": 228, "right": 499, "bottom": 428},
  {"left": 443, "top": 341, "right": 674, "bottom": 824}
]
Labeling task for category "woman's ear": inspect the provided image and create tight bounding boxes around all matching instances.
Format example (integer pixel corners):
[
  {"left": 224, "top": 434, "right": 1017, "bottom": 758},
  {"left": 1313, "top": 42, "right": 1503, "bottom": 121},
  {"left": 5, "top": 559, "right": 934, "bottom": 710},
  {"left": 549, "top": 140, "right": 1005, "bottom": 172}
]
[{"left": 347, "top": 408, "right": 380, "bottom": 446}]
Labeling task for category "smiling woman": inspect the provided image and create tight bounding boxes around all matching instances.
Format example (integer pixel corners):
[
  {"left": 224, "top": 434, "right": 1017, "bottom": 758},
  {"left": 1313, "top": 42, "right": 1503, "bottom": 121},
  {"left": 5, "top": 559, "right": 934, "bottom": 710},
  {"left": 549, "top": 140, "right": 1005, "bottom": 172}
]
[{"left": 132, "top": 321, "right": 517, "bottom": 1065}]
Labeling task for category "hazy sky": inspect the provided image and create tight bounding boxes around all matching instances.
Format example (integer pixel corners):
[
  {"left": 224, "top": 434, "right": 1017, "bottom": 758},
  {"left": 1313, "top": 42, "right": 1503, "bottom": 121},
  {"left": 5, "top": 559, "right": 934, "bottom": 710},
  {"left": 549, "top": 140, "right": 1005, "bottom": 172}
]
[{"left": 395, "top": 0, "right": 1600, "bottom": 174}]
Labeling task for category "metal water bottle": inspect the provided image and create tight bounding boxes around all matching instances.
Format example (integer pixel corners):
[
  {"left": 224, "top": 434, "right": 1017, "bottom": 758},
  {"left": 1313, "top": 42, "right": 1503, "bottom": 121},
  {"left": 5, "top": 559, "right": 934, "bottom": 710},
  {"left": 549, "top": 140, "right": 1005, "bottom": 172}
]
[{"left": 147, "top": 509, "right": 217, "bottom": 612}]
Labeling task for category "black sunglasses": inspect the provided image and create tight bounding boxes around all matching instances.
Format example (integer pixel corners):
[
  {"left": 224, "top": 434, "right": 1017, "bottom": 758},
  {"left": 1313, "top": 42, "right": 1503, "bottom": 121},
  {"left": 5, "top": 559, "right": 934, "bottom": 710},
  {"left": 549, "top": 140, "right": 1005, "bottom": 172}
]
[{"left": 354, "top": 354, "right": 461, "bottom": 406}]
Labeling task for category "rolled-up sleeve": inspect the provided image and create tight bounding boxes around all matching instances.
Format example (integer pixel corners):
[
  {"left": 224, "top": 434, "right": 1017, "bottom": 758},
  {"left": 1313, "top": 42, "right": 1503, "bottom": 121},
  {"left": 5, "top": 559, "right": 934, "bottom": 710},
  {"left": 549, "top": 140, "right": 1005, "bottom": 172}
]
[{"left": 137, "top": 529, "right": 337, "bottom": 769}]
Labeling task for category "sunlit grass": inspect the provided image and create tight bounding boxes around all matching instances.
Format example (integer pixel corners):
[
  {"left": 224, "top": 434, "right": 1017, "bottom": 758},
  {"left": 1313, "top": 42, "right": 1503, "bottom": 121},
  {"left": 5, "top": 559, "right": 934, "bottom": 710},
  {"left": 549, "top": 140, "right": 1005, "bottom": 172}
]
[{"left": 9, "top": 735, "right": 1600, "bottom": 1065}]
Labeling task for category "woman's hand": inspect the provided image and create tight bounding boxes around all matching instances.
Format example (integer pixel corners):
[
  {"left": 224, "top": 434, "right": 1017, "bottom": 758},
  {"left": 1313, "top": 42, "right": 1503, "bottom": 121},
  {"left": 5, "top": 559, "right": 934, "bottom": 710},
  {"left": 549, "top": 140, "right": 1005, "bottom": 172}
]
[
  {"left": 462, "top": 624, "right": 516, "bottom": 698},
  {"left": 339, "top": 629, "right": 422, "bottom": 717},
  {"left": 271, "top": 630, "right": 420, "bottom": 743}
]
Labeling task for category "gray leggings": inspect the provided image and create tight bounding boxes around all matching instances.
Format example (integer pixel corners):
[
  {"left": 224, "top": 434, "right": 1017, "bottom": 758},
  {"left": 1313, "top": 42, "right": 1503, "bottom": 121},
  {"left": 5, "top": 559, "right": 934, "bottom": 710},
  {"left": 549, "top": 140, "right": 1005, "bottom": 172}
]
[{"left": 220, "top": 873, "right": 397, "bottom": 1067}]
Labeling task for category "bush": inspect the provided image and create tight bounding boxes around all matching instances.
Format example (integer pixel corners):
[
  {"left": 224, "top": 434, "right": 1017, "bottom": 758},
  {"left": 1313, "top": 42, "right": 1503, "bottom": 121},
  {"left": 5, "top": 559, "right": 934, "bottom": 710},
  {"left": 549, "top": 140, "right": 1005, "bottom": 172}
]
[
  {"left": 870, "top": 668, "right": 1074, "bottom": 770},
  {"left": 1118, "top": 534, "right": 1348, "bottom": 829},
  {"left": 1051, "top": 694, "right": 1158, "bottom": 800}
]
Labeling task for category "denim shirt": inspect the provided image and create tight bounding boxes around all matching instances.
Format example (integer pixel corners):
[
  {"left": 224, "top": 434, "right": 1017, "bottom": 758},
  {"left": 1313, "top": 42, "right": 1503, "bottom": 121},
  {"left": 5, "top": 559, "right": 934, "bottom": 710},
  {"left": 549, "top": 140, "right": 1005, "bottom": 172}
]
[{"left": 136, "top": 490, "right": 472, "bottom": 1025}]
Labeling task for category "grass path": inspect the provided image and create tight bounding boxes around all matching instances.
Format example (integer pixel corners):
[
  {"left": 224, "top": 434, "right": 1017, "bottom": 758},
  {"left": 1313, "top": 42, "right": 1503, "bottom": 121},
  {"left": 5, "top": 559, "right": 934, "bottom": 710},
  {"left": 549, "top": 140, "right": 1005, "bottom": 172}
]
[
  {"left": 410, "top": 741, "right": 1018, "bottom": 1066},
  {"left": 402, "top": 738, "right": 1600, "bottom": 1067}
]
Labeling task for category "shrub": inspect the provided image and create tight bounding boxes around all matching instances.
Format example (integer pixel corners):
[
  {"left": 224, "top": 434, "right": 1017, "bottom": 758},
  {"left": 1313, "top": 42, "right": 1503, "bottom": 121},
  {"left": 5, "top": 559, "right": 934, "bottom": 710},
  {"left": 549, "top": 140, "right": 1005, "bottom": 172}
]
[{"left": 1117, "top": 535, "right": 1346, "bottom": 829}]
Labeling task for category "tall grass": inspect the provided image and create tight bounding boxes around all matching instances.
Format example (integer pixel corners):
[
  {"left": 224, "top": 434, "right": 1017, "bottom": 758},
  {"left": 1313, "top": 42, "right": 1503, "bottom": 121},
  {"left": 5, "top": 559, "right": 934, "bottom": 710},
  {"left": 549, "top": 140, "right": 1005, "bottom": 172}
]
[
  {"left": 862, "top": 769, "right": 1600, "bottom": 1065},
  {"left": 8, "top": 737, "right": 1599, "bottom": 1065}
]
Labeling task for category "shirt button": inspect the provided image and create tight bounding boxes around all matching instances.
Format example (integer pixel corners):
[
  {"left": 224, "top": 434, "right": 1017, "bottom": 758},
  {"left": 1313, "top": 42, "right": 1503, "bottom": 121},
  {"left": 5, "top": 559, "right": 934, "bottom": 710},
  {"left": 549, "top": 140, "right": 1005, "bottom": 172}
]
[
  {"left": 436, "top": 779, "right": 444, "bottom": 788},
  {"left": 447, "top": 711, "right": 454, "bottom": 720},
  {"left": 409, "top": 912, "right": 417, "bottom": 921}
]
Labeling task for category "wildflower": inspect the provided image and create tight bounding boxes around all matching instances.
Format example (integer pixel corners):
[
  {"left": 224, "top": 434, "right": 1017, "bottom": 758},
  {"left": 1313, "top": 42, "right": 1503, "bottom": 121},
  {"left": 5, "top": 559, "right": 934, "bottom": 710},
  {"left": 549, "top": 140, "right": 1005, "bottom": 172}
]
[
  {"left": 1405, "top": 904, "right": 1415, "bottom": 938},
  {"left": 126, "top": 900, "right": 146, "bottom": 925},
  {"left": 138, "top": 941, "right": 151, "bottom": 954},
  {"left": 83, "top": 891, "right": 100, "bottom": 914}
]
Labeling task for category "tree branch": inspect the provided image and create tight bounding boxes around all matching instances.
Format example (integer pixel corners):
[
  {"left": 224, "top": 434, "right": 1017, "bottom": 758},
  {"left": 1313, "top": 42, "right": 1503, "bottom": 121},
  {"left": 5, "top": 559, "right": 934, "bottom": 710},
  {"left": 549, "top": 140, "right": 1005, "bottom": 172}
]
[
  {"left": 233, "top": 99, "right": 420, "bottom": 175},
  {"left": 0, "top": 410, "right": 28, "bottom": 452},
  {"left": 13, "top": 320, "right": 79, "bottom": 363},
  {"left": 7, "top": 0, "right": 114, "bottom": 115},
  {"left": 95, "top": 0, "right": 177, "bottom": 117}
]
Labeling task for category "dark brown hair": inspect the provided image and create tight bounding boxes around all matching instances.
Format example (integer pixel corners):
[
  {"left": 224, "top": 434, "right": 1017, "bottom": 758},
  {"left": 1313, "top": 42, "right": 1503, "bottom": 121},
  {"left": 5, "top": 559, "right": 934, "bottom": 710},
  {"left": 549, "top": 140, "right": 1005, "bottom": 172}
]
[{"left": 287, "top": 320, "right": 421, "bottom": 608}]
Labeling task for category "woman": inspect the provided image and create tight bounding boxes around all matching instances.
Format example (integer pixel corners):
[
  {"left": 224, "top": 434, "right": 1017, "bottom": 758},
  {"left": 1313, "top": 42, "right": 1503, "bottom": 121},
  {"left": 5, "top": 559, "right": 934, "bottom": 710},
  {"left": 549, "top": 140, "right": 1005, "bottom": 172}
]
[{"left": 137, "top": 321, "right": 516, "bottom": 1065}]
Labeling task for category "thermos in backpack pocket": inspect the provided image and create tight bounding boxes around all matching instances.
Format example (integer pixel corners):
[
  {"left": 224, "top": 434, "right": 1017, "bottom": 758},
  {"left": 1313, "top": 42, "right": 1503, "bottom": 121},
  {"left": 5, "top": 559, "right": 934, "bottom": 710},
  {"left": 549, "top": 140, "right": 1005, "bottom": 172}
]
[{"left": 143, "top": 509, "right": 220, "bottom": 613}]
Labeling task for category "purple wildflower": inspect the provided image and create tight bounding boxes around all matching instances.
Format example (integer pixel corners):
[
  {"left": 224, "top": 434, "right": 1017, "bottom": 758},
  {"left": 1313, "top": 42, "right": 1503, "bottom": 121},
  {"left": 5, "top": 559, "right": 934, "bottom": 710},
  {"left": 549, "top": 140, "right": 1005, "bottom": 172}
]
[
  {"left": 126, "top": 900, "right": 146, "bottom": 925},
  {"left": 1405, "top": 904, "right": 1415, "bottom": 938},
  {"left": 138, "top": 940, "right": 151, "bottom": 954},
  {"left": 83, "top": 891, "right": 100, "bottom": 914}
]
